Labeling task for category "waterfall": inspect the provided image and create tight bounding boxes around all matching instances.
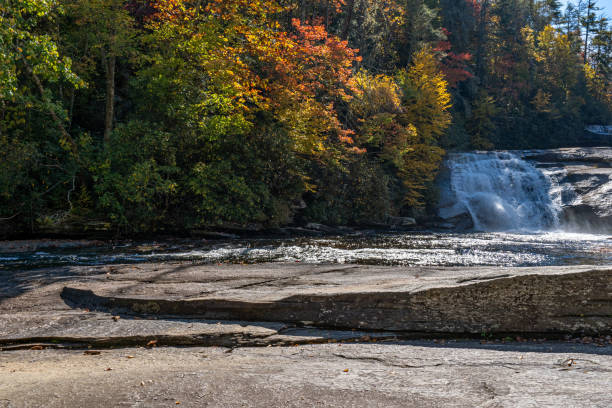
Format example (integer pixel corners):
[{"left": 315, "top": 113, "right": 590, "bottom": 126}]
[{"left": 439, "top": 152, "right": 561, "bottom": 232}]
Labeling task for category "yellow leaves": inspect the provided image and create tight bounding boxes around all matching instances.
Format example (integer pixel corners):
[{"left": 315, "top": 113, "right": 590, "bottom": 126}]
[
  {"left": 521, "top": 26, "right": 535, "bottom": 53},
  {"left": 582, "top": 63, "right": 610, "bottom": 106},
  {"left": 584, "top": 63, "right": 597, "bottom": 83},
  {"left": 352, "top": 70, "right": 402, "bottom": 117},
  {"left": 399, "top": 47, "right": 452, "bottom": 143},
  {"left": 349, "top": 49, "right": 450, "bottom": 208},
  {"left": 532, "top": 89, "right": 553, "bottom": 113}
]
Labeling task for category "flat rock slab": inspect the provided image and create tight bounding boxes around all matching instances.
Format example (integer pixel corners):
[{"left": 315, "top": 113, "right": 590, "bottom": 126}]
[
  {"left": 1, "top": 342, "right": 611, "bottom": 407},
  {"left": 0, "top": 310, "right": 398, "bottom": 349},
  {"left": 3, "top": 263, "right": 609, "bottom": 338},
  {"left": 62, "top": 264, "right": 612, "bottom": 334}
]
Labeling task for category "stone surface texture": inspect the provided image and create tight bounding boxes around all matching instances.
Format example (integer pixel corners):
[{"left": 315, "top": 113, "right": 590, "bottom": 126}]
[
  {"left": 1, "top": 263, "right": 610, "bottom": 348},
  {"left": 1, "top": 342, "right": 611, "bottom": 407},
  {"left": 1, "top": 261, "right": 611, "bottom": 407},
  {"left": 522, "top": 148, "right": 612, "bottom": 232}
]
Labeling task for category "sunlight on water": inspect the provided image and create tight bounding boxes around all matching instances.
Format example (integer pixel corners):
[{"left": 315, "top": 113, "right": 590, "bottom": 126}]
[{"left": 1, "top": 231, "right": 610, "bottom": 270}]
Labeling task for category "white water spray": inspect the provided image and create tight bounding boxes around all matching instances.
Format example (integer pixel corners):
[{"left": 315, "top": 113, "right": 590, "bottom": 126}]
[{"left": 441, "top": 152, "right": 561, "bottom": 231}]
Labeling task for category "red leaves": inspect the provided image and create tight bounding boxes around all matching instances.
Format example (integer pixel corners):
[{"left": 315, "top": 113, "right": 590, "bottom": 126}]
[
  {"left": 441, "top": 51, "right": 473, "bottom": 87},
  {"left": 436, "top": 33, "right": 473, "bottom": 87}
]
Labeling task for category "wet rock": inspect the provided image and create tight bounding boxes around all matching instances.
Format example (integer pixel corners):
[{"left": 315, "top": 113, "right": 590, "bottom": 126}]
[
  {"left": 304, "top": 223, "right": 339, "bottom": 233},
  {"left": 190, "top": 230, "right": 239, "bottom": 240},
  {"left": 521, "top": 147, "right": 612, "bottom": 165},
  {"left": 0, "top": 239, "right": 105, "bottom": 253},
  {"left": 386, "top": 216, "right": 417, "bottom": 228},
  {"left": 276, "top": 227, "right": 324, "bottom": 236}
]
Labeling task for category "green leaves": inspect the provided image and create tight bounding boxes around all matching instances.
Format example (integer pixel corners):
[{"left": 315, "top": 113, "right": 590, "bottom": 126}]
[{"left": 0, "top": 0, "right": 80, "bottom": 99}]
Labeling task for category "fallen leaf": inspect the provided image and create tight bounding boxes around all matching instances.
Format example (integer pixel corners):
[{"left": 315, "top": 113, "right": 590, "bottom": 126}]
[
  {"left": 30, "top": 345, "right": 44, "bottom": 350},
  {"left": 127, "top": 355, "right": 134, "bottom": 359},
  {"left": 105, "top": 367, "right": 112, "bottom": 371},
  {"left": 146, "top": 340, "right": 158, "bottom": 348},
  {"left": 176, "top": 402, "right": 180, "bottom": 405},
  {"left": 84, "top": 350, "right": 101, "bottom": 356},
  {"left": 343, "top": 368, "right": 349, "bottom": 372}
]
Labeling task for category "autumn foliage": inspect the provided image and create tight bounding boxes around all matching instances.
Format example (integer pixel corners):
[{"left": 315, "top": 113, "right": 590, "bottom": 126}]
[{"left": 1, "top": 0, "right": 608, "bottom": 234}]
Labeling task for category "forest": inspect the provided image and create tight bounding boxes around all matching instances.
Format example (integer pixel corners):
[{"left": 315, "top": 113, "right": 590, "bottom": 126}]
[{"left": 1, "top": 0, "right": 611, "bottom": 235}]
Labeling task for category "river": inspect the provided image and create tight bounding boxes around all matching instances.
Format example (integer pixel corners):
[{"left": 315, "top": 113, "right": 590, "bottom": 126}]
[
  {"left": 0, "top": 231, "right": 609, "bottom": 270},
  {"left": 1, "top": 148, "right": 610, "bottom": 270}
]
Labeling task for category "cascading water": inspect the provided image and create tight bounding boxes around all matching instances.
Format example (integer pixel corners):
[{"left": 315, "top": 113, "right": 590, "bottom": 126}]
[{"left": 439, "top": 152, "right": 561, "bottom": 232}]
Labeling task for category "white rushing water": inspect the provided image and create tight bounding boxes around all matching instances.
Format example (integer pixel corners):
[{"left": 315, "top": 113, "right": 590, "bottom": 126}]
[
  {"left": 1, "top": 232, "right": 609, "bottom": 269},
  {"left": 441, "top": 152, "right": 562, "bottom": 232}
]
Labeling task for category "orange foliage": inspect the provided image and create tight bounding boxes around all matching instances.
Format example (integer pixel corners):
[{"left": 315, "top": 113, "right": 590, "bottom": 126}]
[{"left": 147, "top": 0, "right": 361, "bottom": 154}]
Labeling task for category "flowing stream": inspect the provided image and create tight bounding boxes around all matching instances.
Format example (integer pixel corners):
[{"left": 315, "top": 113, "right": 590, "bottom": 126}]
[
  {"left": 1, "top": 149, "right": 610, "bottom": 270},
  {"left": 1, "top": 232, "right": 609, "bottom": 270}
]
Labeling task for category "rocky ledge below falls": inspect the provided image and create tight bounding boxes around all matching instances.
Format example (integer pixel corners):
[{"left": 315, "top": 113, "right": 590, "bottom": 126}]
[
  {"left": 523, "top": 147, "right": 612, "bottom": 233},
  {"left": 1, "top": 263, "right": 610, "bottom": 349}
]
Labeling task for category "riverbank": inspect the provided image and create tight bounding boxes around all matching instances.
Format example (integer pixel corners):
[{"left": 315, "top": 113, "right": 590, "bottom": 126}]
[{"left": 1, "top": 261, "right": 611, "bottom": 407}]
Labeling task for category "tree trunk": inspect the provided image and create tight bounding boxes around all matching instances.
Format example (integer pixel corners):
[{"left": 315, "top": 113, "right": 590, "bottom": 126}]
[
  {"left": 476, "top": 0, "right": 490, "bottom": 84},
  {"left": 584, "top": 0, "right": 593, "bottom": 63},
  {"left": 300, "top": 0, "right": 307, "bottom": 23},
  {"left": 68, "top": 88, "right": 75, "bottom": 128},
  {"left": 341, "top": 0, "right": 355, "bottom": 40},
  {"left": 102, "top": 49, "right": 116, "bottom": 144}
]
